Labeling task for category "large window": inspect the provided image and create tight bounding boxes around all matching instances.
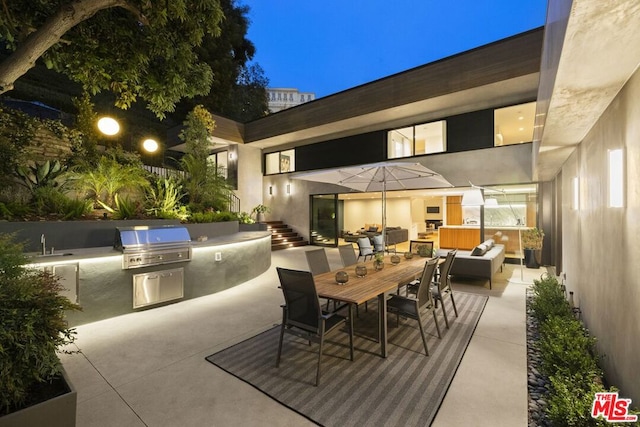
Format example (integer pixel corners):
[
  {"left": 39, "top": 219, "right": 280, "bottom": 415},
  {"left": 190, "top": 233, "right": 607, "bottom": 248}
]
[
  {"left": 494, "top": 102, "right": 536, "bottom": 146},
  {"left": 388, "top": 120, "right": 446, "bottom": 159},
  {"left": 265, "top": 149, "right": 296, "bottom": 174}
]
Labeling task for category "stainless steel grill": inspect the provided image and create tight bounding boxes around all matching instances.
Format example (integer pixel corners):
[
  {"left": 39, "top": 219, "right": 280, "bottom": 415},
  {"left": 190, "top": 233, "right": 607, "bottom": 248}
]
[{"left": 115, "top": 226, "right": 192, "bottom": 269}]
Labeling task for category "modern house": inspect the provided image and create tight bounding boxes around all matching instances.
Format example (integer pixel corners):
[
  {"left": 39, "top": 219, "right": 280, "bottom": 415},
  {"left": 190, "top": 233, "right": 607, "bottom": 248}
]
[{"left": 174, "top": 0, "right": 640, "bottom": 404}]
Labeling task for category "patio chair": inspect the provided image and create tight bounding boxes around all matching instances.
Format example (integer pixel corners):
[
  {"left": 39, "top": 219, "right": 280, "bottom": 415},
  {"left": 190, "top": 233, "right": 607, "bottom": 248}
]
[
  {"left": 338, "top": 244, "right": 358, "bottom": 267},
  {"left": 386, "top": 257, "right": 441, "bottom": 356},
  {"left": 275, "top": 267, "right": 354, "bottom": 386},
  {"left": 305, "top": 248, "right": 331, "bottom": 275},
  {"left": 371, "top": 234, "right": 385, "bottom": 254},
  {"left": 356, "top": 237, "right": 374, "bottom": 261},
  {"left": 431, "top": 249, "right": 459, "bottom": 329}
]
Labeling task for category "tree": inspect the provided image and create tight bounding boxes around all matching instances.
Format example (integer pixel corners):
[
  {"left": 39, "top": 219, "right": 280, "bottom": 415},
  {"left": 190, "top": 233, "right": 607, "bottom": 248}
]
[
  {"left": 0, "top": 0, "right": 224, "bottom": 118},
  {"left": 173, "top": 0, "right": 269, "bottom": 122}
]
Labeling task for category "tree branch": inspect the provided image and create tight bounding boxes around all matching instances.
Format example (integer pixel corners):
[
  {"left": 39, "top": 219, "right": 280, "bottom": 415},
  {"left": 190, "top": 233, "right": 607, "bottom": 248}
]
[{"left": 0, "top": 0, "right": 148, "bottom": 94}]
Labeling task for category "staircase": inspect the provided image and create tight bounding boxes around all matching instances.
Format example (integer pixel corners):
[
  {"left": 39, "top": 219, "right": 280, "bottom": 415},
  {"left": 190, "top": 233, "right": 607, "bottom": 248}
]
[{"left": 266, "top": 221, "right": 308, "bottom": 251}]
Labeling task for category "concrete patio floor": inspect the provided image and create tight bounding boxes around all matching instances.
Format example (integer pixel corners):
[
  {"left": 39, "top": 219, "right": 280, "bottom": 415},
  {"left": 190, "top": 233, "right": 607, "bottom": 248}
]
[{"left": 61, "top": 246, "right": 540, "bottom": 426}]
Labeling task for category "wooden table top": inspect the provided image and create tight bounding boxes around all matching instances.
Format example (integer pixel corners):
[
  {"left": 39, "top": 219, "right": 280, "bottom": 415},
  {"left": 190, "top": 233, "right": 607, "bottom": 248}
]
[{"left": 314, "top": 256, "right": 436, "bottom": 305}]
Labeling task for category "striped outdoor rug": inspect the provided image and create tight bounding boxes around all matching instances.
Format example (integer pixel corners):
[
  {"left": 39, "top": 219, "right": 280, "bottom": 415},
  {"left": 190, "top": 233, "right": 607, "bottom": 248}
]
[{"left": 205, "top": 291, "right": 488, "bottom": 427}]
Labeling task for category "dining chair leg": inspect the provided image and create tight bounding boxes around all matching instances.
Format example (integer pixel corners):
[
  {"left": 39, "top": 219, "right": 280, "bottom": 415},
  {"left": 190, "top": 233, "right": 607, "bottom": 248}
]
[
  {"left": 276, "top": 323, "right": 285, "bottom": 367},
  {"left": 316, "top": 332, "right": 325, "bottom": 386},
  {"left": 432, "top": 309, "right": 442, "bottom": 339},
  {"left": 416, "top": 312, "right": 429, "bottom": 356},
  {"left": 450, "top": 292, "right": 459, "bottom": 317},
  {"left": 439, "top": 295, "right": 450, "bottom": 329}
]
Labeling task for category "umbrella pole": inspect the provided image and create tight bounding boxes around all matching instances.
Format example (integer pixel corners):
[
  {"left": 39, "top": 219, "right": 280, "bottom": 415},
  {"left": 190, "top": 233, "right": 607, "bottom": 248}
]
[{"left": 382, "top": 177, "right": 386, "bottom": 253}]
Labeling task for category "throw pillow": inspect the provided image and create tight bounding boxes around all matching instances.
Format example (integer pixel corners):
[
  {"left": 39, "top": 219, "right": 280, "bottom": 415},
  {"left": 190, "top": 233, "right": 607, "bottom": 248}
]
[
  {"left": 368, "top": 226, "right": 378, "bottom": 232},
  {"left": 470, "top": 244, "right": 487, "bottom": 256}
]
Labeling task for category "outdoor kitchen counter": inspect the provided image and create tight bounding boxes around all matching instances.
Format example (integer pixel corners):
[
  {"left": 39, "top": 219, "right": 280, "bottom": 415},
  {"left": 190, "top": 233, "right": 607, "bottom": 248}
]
[{"left": 30, "top": 231, "right": 272, "bottom": 327}]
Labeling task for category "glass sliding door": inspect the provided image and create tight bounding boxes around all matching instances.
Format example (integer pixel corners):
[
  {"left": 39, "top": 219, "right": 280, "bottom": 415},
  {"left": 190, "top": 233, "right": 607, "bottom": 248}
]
[{"left": 310, "top": 194, "right": 338, "bottom": 246}]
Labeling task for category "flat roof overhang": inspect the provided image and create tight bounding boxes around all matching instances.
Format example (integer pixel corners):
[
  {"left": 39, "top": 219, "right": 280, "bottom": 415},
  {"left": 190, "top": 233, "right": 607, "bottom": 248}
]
[{"left": 244, "top": 27, "right": 543, "bottom": 151}]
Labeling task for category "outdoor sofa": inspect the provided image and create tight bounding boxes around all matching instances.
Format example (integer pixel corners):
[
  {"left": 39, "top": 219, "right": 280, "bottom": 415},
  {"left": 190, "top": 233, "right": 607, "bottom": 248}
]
[{"left": 438, "top": 239, "right": 505, "bottom": 289}]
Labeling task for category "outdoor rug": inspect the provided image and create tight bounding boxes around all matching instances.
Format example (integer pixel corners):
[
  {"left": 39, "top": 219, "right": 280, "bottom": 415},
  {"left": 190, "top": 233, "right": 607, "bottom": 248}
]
[{"left": 205, "top": 291, "right": 488, "bottom": 427}]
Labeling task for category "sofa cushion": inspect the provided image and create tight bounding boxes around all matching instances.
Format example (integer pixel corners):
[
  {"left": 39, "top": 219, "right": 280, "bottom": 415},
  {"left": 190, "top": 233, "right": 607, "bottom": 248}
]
[
  {"left": 483, "top": 239, "right": 495, "bottom": 250},
  {"left": 368, "top": 226, "right": 378, "bottom": 232},
  {"left": 470, "top": 244, "right": 488, "bottom": 256}
]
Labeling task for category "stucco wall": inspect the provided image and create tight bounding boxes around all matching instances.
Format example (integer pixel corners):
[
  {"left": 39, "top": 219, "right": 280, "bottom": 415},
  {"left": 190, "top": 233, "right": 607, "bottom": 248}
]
[{"left": 560, "top": 67, "right": 640, "bottom": 402}]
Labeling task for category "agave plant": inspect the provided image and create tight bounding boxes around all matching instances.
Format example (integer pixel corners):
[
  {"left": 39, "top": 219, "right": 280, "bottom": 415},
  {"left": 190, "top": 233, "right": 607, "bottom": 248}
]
[{"left": 15, "top": 160, "right": 66, "bottom": 193}]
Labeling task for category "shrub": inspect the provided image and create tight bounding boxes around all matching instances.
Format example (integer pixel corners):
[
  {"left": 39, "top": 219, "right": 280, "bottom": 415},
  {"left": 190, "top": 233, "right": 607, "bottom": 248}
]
[
  {"left": 530, "top": 274, "right": 571, "bottom": 322},
  {"left": 546, "top": 373, "right": 611, "bottom": 427},
  {"left": 539, "top": 315, "right": 599, "bottom": 380},
  {"left": 0, "top": 234, "right": 81, "bottom": 414}
]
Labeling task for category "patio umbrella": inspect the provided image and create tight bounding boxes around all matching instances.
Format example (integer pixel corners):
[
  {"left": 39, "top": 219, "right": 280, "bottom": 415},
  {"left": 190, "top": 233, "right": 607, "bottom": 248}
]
[{"left": 294, "top": 161, "right": 453, "bottom": 250}]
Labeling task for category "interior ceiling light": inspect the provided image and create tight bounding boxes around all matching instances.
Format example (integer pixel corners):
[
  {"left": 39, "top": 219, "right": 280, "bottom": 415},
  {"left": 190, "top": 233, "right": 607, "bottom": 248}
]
[
  {"left": 97, "top": 117, "right": 120, "bottom": 135},
  {"left": 143, "top": 138, "right": 159, "bottom": 153}
]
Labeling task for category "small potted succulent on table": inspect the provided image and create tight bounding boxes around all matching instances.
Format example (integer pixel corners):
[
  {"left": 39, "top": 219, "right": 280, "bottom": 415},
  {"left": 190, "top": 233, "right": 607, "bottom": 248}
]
[{"left": 373, "top": 252, "right": 385, "bottom": 271}]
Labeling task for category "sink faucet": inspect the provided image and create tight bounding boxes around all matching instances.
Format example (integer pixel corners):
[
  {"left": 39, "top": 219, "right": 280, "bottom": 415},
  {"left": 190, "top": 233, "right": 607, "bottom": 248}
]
[{"left": 40, "top": 234, "right": 46, "bottom": 255}]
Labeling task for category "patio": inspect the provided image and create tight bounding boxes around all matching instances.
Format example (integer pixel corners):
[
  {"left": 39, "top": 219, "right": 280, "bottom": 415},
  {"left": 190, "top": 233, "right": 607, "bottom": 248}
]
[{"left": 60, "top": 247, "right": 541, "bottom": 426}]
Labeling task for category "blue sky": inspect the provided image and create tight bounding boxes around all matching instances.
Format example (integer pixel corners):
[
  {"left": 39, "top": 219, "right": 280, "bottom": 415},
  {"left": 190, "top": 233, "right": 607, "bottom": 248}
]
[{"left": 244, "top": 1, "right": 548, "bottom": 99}]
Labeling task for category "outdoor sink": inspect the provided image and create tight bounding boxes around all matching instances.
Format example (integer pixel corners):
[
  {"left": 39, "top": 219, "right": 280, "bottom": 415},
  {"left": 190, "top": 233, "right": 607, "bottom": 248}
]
[{"left": 34, "top": 252, "right": 74, "bottom": 258}]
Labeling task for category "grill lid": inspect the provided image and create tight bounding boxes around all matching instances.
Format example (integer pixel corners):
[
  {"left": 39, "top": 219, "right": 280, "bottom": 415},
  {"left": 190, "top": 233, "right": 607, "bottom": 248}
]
[{"left": 115, "top": 226, "right": 191, "bottom": 252}]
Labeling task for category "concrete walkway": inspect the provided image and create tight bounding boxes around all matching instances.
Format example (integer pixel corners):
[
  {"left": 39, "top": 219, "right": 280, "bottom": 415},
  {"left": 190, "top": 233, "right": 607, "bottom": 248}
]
[{"left": 61, "top": 247, "right": 539, "bottom": 426}]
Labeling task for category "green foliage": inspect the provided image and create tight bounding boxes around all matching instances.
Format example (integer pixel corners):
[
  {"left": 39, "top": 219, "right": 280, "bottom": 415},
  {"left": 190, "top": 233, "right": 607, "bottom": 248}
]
[
  {"left": 0, "top": 234, "right": 81, "bottom": 414},
  {"left": 529, "top": 273, "right": 637, "bottom": 426},
  {"left": 0, "top": 106, "right": 35, "bottom": 186},
  {"left": 251, "top": 204, "right": 270, "bottom": 214},
  {"left": 15, "top": 160, "right": 66, "bottom": 193},
  {"left": 236, "top": 211, "right": 255, "bottom": 224},
  {"left": 546, "top": 374, "right": 613, "bottom": 427},
  {"left": 145, "top": 177, "right": 188, "bottom": 220},
  {"left": 179, "top": 105, "right": 216, "bottom": 159},
  {"left": 67, "top": 151, "right": 149, "bottom": 209},
  {"left": 530, "top": 274, "right": 570, "bottom": 322},
  {"left": 110, "top": 194, "right": 142, "bottom": 220},
  {"left": 1, "top": 0, "right": 225, "bottom": 118},
  {"left": 188, "top": 210, "right": 237, "bottom": 223},
  {"left": 522, "top": 227, "right": 545, "bottom": 249},
  {"left": 179, "top": 156, "right": 233, "bottom": 212},
  {"left": 539, "top": 315, "right": 599, "bottom": 379}
]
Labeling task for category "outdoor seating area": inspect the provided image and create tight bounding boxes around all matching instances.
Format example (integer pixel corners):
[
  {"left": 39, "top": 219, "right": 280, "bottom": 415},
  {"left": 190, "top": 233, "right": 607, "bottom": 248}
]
[{"left": 59, "top": 246, "right": 538, "bottom": 426}]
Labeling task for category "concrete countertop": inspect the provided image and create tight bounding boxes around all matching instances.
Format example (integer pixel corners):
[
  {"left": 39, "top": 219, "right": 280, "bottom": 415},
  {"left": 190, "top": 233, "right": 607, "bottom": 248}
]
[{"left": 26, "top": 231, "right": 271, "bottom": 264}]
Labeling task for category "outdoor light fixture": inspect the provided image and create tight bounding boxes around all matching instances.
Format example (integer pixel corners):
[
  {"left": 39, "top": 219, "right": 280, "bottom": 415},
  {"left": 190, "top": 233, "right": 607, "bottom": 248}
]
[
  {"left": 269, "top": 185, "right": 273, "bottom": 195},
  {"left": 608, "top": 149, "right": 624, "bottom": 208},
  {"left": 97, "top": 117, "right": 120, "bottom": 135},
  {"left": 286, "top": 183, "right": 291, "bottom": 195},
  {"left": 461, "top": 188, "right": 484, "bottom": 206},
  {"left": 572, "top": 176, "right": 580, "bottom": 210},
  {"left": 142, "top": 138, "right": 159, "bottom": 153}
]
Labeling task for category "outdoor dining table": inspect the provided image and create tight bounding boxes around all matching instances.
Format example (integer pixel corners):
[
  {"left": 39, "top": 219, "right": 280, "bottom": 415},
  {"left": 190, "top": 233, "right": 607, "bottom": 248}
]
[{"left": 313, "top": 255, "right": 441, "bottom": 358}]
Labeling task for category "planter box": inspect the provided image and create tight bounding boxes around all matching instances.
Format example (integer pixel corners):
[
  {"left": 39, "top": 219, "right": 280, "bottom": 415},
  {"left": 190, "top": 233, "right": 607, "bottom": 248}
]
[
  {"left": 239, "top": 223, "right": 268, "bottom": 232},
  {"left": 0, "top": 369, "right": 76, "bottom": 427}
]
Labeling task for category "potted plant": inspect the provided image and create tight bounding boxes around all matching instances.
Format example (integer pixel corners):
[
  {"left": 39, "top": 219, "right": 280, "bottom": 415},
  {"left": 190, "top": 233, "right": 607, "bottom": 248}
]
[
  {"left": 521, "top": 227, "right": 544, "bottom": 268},
  {"left": 251, "top": 204, "right": 270, "bottom": 223},
  {"left": 374, "top": 252, "right": 385, "bottom": 271},
  {"left": 0, "top": 234, "right": 81, "bottom": 426}
]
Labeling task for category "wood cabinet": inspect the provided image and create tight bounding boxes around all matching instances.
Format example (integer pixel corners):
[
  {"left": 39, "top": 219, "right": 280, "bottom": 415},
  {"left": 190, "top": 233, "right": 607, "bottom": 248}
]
[
  {"left": 439, "top": 227, "right": 480, "bottom": 250},
  {"left": 446, "top": 196, "right": 462, "bottom": 225}
]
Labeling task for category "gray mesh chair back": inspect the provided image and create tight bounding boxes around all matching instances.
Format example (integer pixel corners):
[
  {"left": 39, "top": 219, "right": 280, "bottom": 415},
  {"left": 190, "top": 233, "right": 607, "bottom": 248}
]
[
  {"left": 356, "top": 237, "right": 374, "bottom": 261},
  {"left": 372, "top": 234, "right": 385, "bottom": 253},
  {"left": 305, "top": 248, "right": 331, "bottom": 275},
  {"left": 275, "top": 267, "right": 354, "bottom": 385},
  {"left": 338, "top": 244, "right": 358, "bottom": 267},
  {"left": 432, "top": 249, "right": 459, "bottom": 328},
  {"left": 385, "top": 257, "right": 441, "bottom": 356}
]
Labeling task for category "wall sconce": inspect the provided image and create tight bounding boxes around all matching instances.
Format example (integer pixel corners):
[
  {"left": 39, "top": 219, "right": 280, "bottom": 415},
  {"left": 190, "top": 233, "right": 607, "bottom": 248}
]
[
  {"left": 461, "top": 189, "right": 484, "bottom": 206},
  {"left": 608, "top": 148, "right": 624, "bottom": 208},
  {"left": 286, "top": 183, "right": 291, "bottom": 195},
  {"left": 572, "top": 176, "right": 579, "bottom": 210},
  {"left": 269, "top": 185, "right": 273, "bottom": 196},
  {"left": 228, "top": 151, "right": 236, "bottom": 160}
]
